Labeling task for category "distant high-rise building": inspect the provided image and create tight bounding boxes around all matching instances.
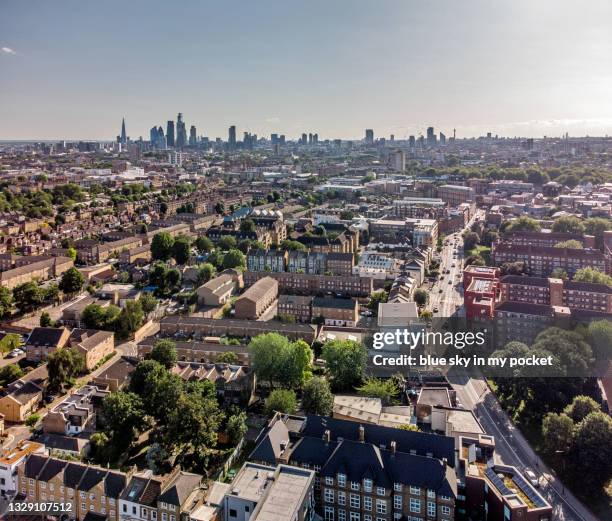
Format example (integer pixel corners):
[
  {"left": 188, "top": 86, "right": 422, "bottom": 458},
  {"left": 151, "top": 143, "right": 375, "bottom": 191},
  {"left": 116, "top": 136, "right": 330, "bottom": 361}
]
[
  {"left": 150, "top": 126, "right": 166, "bottom": 150},
  {"left": 301, "top": 133, "right": 307, "bottom": 145},
  {"left": 390, "top": 134, "right": 395, "bottom": 142},
  {"left": 313, "top": 133, "right": 318, "bottom": 144},
  {"left": 176, "top": 113, "right": 187, "bottom": 148},
  {"left": 439, "top": 132, "right": 446, "bottom": 145},
  {"left": 365, "top": 129, "right": 374, "bottom": 144},
  {"left": 279, "top": 135, "right": 286, "bottom": 145},
  {"left": 389, "top": 150, "right": 406, "bottom": 172},
  {"left": 409, "top": 135, "right": 416, "bottom": 148},
  {"left": 228, "top": 125, "right": 237, "bottom": 149},
  {"left": 308, "top": 133, "right": 313, "bottom": 145},
  {"left": 426, "top": 126, "right": 436, "bottom": 146},
  {"left": 166, "top": 120, "right": 175, "bottom": 147},
  {"left": 271, "top": 133, "right": 279, "bottom": 145},
  {"left": 120, "top": 118, "right": 127, "bottom": 145},
  {"left": 189, "top": 125, "right": 197, "bottom": 146}
]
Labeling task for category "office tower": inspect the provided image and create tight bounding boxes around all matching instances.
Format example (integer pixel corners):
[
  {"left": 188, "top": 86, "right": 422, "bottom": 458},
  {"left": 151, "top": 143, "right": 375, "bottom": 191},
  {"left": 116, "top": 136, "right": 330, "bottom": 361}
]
[
  {"left": 365, "top": 128, "right": 374, "bottom": 144},
  {"left": 308, "top": 133, "right": 313, "bottom": 145},
  {"left": 390, "top": 134, "right": 394, "bottom": 142},
  {"left": 176, "top": 113, "right": 187, "bottom": 148},
  {"left": 390, "top": 150, "right": 406, "bottom": 172},
  {"left": 279, "top": 135, "right": 286, "bottom": 145},
  {"left": 301, "top": 133, "right": 307, "bottom": 145},
  {"left": 189, "top": 125, "right": 197, "bottom": 146},
  {"left": 271, "top": 133, "right": 279, "bottom": 145},
  {"left": 426, "top": 126, "right": 436, "bottom": 145},
  {"left": 409, "top": 135, "right": 416, "bottom": 148},
  {"left": 439, "top": 132, "right": 446, "bottom": 145},
  {"left": 166, "top": 120, "right": 175, "bottom": 147},
  {"left": 453, "top": 128, "right": 456, "bottom": 140},
  {"left": 228, "top": 125, "right": 237, "bottom": 149},
  {"left": 313, "top": 133, "right": 318, "bottom": 144},
  {"left": 120, "top": 118, "right": 127, "bottom": 145},
  {"left": 150, "top": 126, "right": 166, "bottom": 150}
]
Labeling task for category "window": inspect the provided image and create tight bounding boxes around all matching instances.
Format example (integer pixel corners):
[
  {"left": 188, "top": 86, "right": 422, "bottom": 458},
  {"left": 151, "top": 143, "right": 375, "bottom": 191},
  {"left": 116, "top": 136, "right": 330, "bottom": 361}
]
[
  {"left": 350, "top": 481, "right": 359, "bottom": 491},
  {"left": 229, "top": 510, "right": 237, "bottom": 518},
  {"left": 162, "top": 513, "right": 168, "bottom": 521},
  {"left": 363, "top": 479, "right": 373, "bottom": 492},
  {"left": 325, "top": 477, "right": 334, "bottom": 486},
  {"left": 142, "top": 508, "right": 148, "bottom": 518},
  {"left": 427, "top": 502, "right": 436, "bottom": 517},
  {"left": 41, "top": 482, "right": 46, "bottom": 489},
  {"left": 325, "top": 489, "right": 335, "bottom": 503},
  {"left": 338, "top": 491, "right": 346, "bottom": 506},
  {"left": 338, "top": 474, "right": 346, "bottom": 487},
  {"left": 350, "top": 494, "right": 360, "bottom": 509},
  {"left": 376, "top": 499, "right": 386, "bottom": 514},
  {"left": 410, "top": 498, "right": 421, "bottom": 513},
  {"left": 441, "top": 506, "right": 451, "bottom": 516},
  {"left": 123, "top": 504, "right": 127, "bottom": 513},
  {"left": 393, "top": 483, "right": 402, "bottom": 492},
  {"left": 324, "top": 506, "right": 334, "bottom": 521},
  {"left": 350, "top": 513, "right": 360, "bottom": 521},
  {"left": 81, "top": 503, "right": 86, "bottom": 511},
  {"left": 338, "top": 510, "right": 346, "bottom": 521},
  {"left": 80, "top": 491, "right": 85, "bottom": 499},
  {"left": 89, "top": 493, "right": 95, "bottom": 501},
  {"left": 170, "top": 516, "right": 175, "bottom": 521},
  {"left": 110, "top": 512, "right": 115, "bottom": 518},
  {"left": 393, "top": 494, "right": 402, "bottom": 509},
  {"left": 364, "top": 516, "right": 372, "bottom": 521},
  {"left": 439, "top": 495, "right": 451, "bottom": 502},
  {"left": 110, "top": 498, "right": 116, "bottom": 506},
  {"left": 427, "top": 490, "right": 435, "bottom": 499},
  {"left": 152, "top": 512, "right": 157, "bottom": 520},
  {"left": 410, "top": 486, "right": 420, "bottom": 495},
  {"left": 376, "top": 487, "right": 385, "bottom": 496}
]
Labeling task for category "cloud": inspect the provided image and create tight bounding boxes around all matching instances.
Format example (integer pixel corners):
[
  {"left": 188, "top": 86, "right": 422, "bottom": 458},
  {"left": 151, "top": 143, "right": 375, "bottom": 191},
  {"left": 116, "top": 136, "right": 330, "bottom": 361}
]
[{"left": 1, "top": 47, "right": 16, "bottom": 55}]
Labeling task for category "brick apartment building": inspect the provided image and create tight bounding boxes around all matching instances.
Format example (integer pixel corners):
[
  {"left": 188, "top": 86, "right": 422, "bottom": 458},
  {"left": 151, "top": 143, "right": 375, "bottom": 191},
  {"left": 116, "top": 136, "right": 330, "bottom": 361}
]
[
  {"left": 234, "top": 276, "right": 278, "bottom": 319},
  {"left": 501, "top": 231, "right": 595, "bottom": 249},
  {"left": 437, "top": 185, "right": 475, "bottom": 206}
]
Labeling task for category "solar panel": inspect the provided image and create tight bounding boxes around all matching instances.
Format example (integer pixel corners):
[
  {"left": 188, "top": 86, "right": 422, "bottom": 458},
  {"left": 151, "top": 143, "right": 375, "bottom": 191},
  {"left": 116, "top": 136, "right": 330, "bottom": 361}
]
[
  {"left": 485, "top": 468, "right": 512, "bottom": 496},
  {"left": 513, "top": 474, "right": 547, "bottom": 508}
]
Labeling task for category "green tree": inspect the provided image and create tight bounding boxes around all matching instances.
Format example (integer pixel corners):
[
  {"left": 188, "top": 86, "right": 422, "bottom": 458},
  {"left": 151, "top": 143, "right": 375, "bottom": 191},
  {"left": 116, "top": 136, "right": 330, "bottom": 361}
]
[
  {"left": 356, "top": 377, "right": 399, "bottom": 405},
  {"left": 568, "top": 412, "right": 612, "bottom": 490},
  {"left": 226, "top": 410, "right": 248, "bottom": 444},
  {"left": 554, "top": 240, "right": 583, "bottom": 249},
  {"left": 0, "top": 286, "right": 13, "bottom": 317},
  {"left": 542, "top": 412, "right": 574, "bottom": 454},
  {"left": 198, "top": 263, "right": 216, "bottom": 283},
  {"left": 302, "top": 377, "right": 334, "bottom": 416},
  {"left": 218, "top": 235, "right": 237, "bottom": 250},
  {"left": 67, "top": 247, "right": 77, "bottom": 261},
  {"left": 25, "top": 413, "right": 41, "bottom": 428},
  {"left": 222, "top": 249, "right": 246, "bottom": 270},
  {"left": 195, "top": 236, "right": 214, "bottom": 253},
  {"left": 82, "top": 303, "right": 120, "bottom": 330},
  {"left": 214, "top": 202, "right": 225, "bottom": 215},
  {"left": 150, "top": 339, "right": 178, "bottom": 369},
  {"left": 172, "top": 235, "right": 191, "bottom": 265},
  {"left": 573, "top": 267, "right": 612, "bottom": 285},
  {"left": 505, "top": 216, "right": 541, "bottom": 233},
  {"left": 563, "top": 395, "right": 600, "bottom": 423},
  {"left": 265, "top": 389, "right": 297, "bottom": 415},
  {"left": 322, "top": 339, "right": 367, "bottom": 390},
  {"left": 280, "top": 240, "right": 307, "bottom": 251},
  {"left": 588, "top": 320, "right": 612, "bottom": 360},
  {"left": 13, "top": 282, "right": 44, "bottom": 313},
  {"left": 139, "top": 292, "right": 158, "bottom": 315},
  {"left": 215, "top": 351, "right": 239, "bottom": 364},
  {"left": 584, "top": 217, "right": 612, "bottom": 248},
  {"left": 462, "top": 231, "right": 479, "bottom": 251},
  {"left": 102, "top": 391, "right": 147, "bottom": 440},
  {"left": 0, "top": 364, "right": 24, "bottom": 387},
  {"left": 552, "top": 216, "right": 585, "bottom": 234},
  {"left": 240, "top": 219, "right": 256, "bottom": 233},
  {"left": 59, "top": 267, "right": 85, "bottom": 295},
  {"left": 550, "top": 267, "right": 568, "bottom": 280},
  {"left": 413, "top": 289, "right": 428, "bottom": 307},
  {"left": 40, "top": 311, "right": 53, "bottom": 327},
  {"left": 47, "top": 347, "right": 85, "bottom": 393},
  {"left": 115, "top": 300, "right": 144, "bottom": 338},
  {"left": 151, "top": 232, "right": 175, "bottom": 261},
  {"left": 368, "top": 290, "right": 388, "bottom": 315}
]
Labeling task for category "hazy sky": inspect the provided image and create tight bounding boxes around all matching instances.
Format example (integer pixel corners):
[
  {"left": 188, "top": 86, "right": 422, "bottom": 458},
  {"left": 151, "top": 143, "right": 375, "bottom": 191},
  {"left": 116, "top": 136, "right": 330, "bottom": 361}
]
[{"left": 2, "top": 0, "right": 612, "bottom": 140}]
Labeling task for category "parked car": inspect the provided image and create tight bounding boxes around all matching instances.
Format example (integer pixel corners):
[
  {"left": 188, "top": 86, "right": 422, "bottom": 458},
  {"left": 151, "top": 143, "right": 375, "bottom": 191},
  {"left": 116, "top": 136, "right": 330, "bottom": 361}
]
[
  {"left": 7, "top": 348, "right": 24, "bottom": 358},
  {"left": 524, "top": 469, "right": 539, "bottom": 488}
]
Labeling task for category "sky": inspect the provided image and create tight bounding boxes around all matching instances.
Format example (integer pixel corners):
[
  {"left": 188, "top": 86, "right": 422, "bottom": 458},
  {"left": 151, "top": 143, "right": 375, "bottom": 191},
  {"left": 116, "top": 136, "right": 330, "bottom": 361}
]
[{"left": 1, "top": 0, "right": 612, "bottom": 141}]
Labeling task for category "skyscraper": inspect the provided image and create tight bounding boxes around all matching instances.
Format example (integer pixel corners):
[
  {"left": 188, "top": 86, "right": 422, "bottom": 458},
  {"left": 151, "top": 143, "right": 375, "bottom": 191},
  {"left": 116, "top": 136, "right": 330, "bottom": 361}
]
[
  {"left": 365, "top": 129, "right": 374, "bottom": 144},
  {"left": 189, "top": 125, "right": 197, "bottom": 146},
  {"left": 176, "top": 113, "right": 187, "bottom": 148},
  {"left": 228, "top": 125, "right": 237, "bottom": 149},
  {"left": 120, "top": 118, "right": 127, "bottom": 145},
  {"left": 166, "top": 120, "right": 175, "bottom": 147},
  {"left": 439, "top": 132, "right": 446, "bottom": 145},
  {"left": 150, "top": 126, "right": 166, "bottom": 150}
]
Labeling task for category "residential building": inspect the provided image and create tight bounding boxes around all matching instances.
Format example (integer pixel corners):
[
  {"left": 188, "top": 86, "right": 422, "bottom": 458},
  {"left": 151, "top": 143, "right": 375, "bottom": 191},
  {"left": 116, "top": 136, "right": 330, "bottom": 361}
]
[
  {"left": 0, "top": 256, "right": 73, "bottom": 290},
  {"left": 197, "top": 274, "right": 236, "bottom": 306},
  {"left": 277, "top": 295, "right": 313, "bottom": 323},
  {"left": 68, "top": 329, "right": 115, "bottom": 370},
  {"left": 0, "top": 441, "right": 46, "bottom": 497},
  {"left": 25, "top": 326, "right": 71, "bottom": 363},
  {"left": 437, "top": 185, "right": 475, "bottom": 205},
  {"left": 311, "top": 297, "right": 359, "bottom": 327},
  {"left": 234, "top": 276, "right": 278, "bottom": 319}
]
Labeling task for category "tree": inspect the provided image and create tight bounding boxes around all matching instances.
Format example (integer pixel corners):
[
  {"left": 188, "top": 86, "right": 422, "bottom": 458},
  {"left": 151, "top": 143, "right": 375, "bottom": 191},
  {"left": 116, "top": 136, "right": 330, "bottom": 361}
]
[
  {"left": 102, "top": 391, "right": 147, "bottom": 440},
  {"left": 240, "top": 219, "right": 256, "bottom": 233},
  {"left": 226, "top": 410, "right": 248, "bottom": 444},
  {"left": 322, "top": 339, "right": 367, "bottom": 390},
  {"left": 130, "top": 359, "right": 166, "bottom": 394},
  {"left": 172, "top": 235, "right": 191, "bottom": 265},
  {"left": 465, "top": 254, "right": 485, "bottom": 266},
  {"left": 82, "top": 303, "right": 120, "bottom": 330},
  {"left": 573, "top": 267, "right": 612, "bottom": 285},
  {"left": 114, "top": 300, "right": 144, "bottom": 339},
  {"left": 25, "top": 413, "right": 41, "bottom": 428},
  {"left": 280, "top": 240, "right": 307, "bottom": 251},
  {"left": 413, "top": 289, "right": 428, "bottom": 307},
  {"left": 265, "top": 389, "right": 297, "bottom": 415},
  {"left": 0, "top": 364, "right": 24, "bottom": 387},
  {"left": 398, "top": 424, "right": 420, "bottom": 432},
  {"left": 302, "top": 377, "right": 334, "bottom": 416},
  {"left": 554, "top": 240, "right": 583, "bottom": 249},
  {"left": 462, "top": 231, "right": 479, "bottom": 251},
  {"left": 223, "top": 249, "right": 246, "bottom": 270},
  {"left": 140, "top": 292, "right": 158, "bottom": 315},
  {"left": 0, "top": 286, "right": 13, "bottom": 318},
  {"left": 40, "top": 311, "right": 53, "bottom": 327},
  {"left": 550, "top": 267, "right": 568, "bottom": 280},
  {"left": 552, "top": 216, "right": 585, "bottom": 234},
  {"left": 563, "top": 395, "right": 600, "bottom": 423},
  {"left": 59, "top": 267, "right": 85, "bottom": 295},
  {"left": 13, "top": 282, "right": 44, "bottom": 313},
  {"left": 47, "top": 348, "right": 85, "bottom": 392},
  {"left": 215, "top": 351, "right": 239, "bottom": 364},
  {"left": 214, "top": 202, "right": 225, "bottom": 215},
  {"left": 588, "top": 320, "right": 612, "bottom": 360},
  {"left": 198, "top": 263, "right": 216, "bottom": 283},
  {"left": 206, "top": 250, "right": 225, "bottom": 270},
  {"left": 368, "top": 290, "right": 388, "bottom": 315},
  {"left": 568, "top": 412, "right": 612, "bottom": 490},
  {"left": 218, "top": 235, "right": 237, "bottom": 250},
  {"left": 195, "top": 236, "right": 214, "bottom": 253},
  {"left": 356, "top": 378, "right": 399, "bottom": 405},
  {"left": 542, "top": 412, "right": 574, "bottom": 454},
  {"left": 279, "top": 339, "right": 313, "bottom": 388},
  {"left": 584, "top": 217, "right": 612, "bottom": 248},
  {"left": 505, "top": 216, "right": 541, "bottom": 233},
  {"left": 151, "top": 232, "right": 174, "bottom": 261},
  {"left": 150, "top": 339, "right": 178, "bottom": 369},
  {"left": 67, "top": 247, "right": 77, "bottom": 261}
]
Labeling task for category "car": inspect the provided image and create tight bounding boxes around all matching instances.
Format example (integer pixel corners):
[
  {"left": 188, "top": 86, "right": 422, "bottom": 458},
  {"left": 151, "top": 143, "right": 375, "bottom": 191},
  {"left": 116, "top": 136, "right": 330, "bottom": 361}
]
[
  {"left": 524, "top": 469, "right": 539, "bottom": 488},
  {"left": 448, "top": 280, "right": 452, "bottom": 284},
  {"left": 7, "top": 349, "right": 23, "bottom": 358},
  {"left": 433, "top": 307, "right": 439, "bottom": 313}
]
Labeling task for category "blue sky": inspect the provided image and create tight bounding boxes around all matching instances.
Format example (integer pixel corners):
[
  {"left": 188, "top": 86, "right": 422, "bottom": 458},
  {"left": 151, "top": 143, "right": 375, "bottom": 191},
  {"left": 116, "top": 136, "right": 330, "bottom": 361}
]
[{"left": 1, "top": 0, "right": 612, "bottom": 140}]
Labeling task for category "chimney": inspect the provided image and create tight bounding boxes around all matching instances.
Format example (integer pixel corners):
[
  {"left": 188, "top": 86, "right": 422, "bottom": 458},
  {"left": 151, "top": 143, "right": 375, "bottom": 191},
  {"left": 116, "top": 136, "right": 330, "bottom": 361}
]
[
  {"left": 390, "top": 441, "right": 396, "bottom": 455},
  {"left": 442, "top": 457, "right": 448, "bottom": 469},
  {"left": 358, "top": 425, "right": 365, "bottom": 443},
  {"left": 323, "top": 429, "right": 330, "bottom": 443}
]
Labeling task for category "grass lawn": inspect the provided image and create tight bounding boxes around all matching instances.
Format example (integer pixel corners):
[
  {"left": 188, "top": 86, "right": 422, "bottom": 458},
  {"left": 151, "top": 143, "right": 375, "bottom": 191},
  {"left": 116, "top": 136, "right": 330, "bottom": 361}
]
[{"left": 467, "top": 245, "right": 492, "bottom": 265}]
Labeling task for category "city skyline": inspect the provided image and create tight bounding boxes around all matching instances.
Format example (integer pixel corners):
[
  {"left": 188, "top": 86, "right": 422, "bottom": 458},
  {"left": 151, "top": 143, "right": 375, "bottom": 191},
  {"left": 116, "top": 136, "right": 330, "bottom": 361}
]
[{"left": 2, "top": 0, "right": 612, "bottom": 140}]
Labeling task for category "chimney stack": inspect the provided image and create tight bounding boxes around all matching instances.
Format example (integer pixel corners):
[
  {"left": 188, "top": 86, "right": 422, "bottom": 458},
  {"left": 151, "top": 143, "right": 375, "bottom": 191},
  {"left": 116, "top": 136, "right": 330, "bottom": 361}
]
[
  {"left": 359, "top": 425, "right": 365, "bottom": 443},
  {"left": 390, "top": 441, "right": 396, "bottom": 455},
  {"left": 324, "top": 429, "right": 330, "bottom": 443}
]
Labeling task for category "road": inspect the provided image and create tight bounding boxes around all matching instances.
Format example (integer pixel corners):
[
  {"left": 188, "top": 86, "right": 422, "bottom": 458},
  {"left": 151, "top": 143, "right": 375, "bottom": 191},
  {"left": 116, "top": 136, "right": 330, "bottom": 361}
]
[{"left": 425, "top": 210, "right": 598, "bottom": 521}]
